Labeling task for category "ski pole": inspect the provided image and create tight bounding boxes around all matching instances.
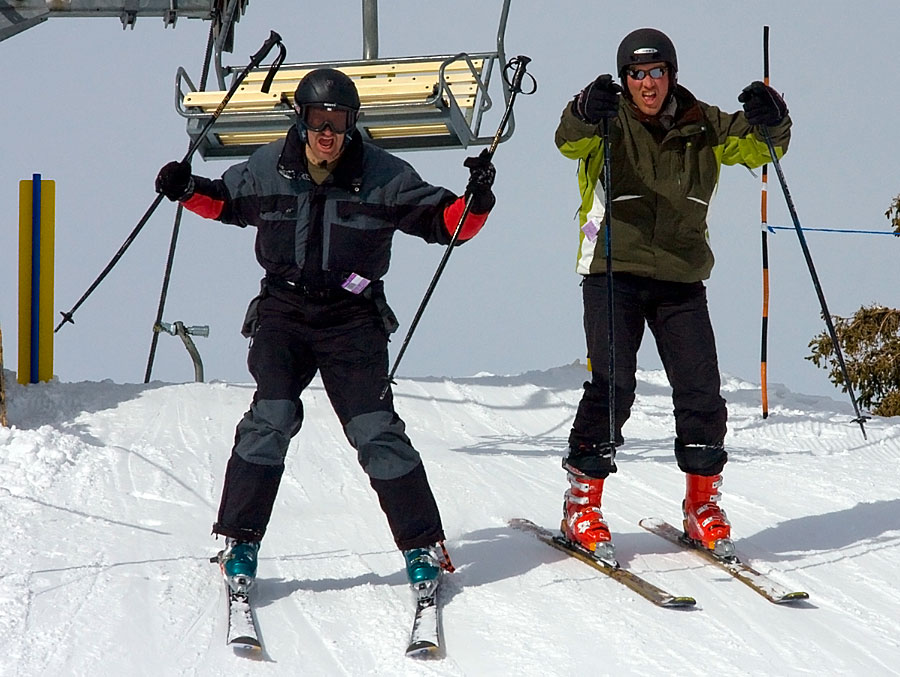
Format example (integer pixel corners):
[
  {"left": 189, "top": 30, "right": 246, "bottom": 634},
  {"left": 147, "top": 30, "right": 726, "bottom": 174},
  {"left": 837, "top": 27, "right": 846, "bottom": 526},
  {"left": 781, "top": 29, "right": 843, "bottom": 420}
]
[
  {"left": 380, "top": 55, "right": 535, "bottom": 399},
  {"left": 144, "top": 203, "right": 185, "bottom": 383},
  {"left": 55, "top": 31, "right": 286, "bottom": 333},
  {"left": 600, "top": 115, "right": 616, "bottom": 447},
  {"left": 761, "top": 127, "right": 869, "bottom": 438},
  {"left": 145, "top": 20, "right": 221, "bottom": 384},
  {"left": 760, "top": 25, "right": 771, "bottom": 419}
]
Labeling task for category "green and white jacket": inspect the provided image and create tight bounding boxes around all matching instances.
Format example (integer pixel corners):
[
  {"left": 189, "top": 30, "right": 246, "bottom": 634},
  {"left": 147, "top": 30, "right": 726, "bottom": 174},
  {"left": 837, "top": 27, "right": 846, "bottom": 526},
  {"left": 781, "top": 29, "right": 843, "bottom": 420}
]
[{"left": 555, "top": 84, "right": 791, "bottom": 282}]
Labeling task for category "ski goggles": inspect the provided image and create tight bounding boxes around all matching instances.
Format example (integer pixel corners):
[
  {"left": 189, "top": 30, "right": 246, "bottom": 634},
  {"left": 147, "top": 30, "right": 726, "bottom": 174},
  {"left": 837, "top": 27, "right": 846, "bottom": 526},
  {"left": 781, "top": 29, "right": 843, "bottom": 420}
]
[
  {"left": 298, "top": 105, "right": 356, "bottom": 134},
  {"left": 626, "top": 66, "right": 668, "bottom": 81}
]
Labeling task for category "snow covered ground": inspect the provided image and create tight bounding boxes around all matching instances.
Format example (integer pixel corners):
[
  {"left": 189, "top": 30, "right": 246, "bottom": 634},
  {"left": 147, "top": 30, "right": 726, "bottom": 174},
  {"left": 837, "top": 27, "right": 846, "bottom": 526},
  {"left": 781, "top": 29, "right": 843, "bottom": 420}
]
[{"left": 2, "top": 363, "right": 900, "bottom": 676}]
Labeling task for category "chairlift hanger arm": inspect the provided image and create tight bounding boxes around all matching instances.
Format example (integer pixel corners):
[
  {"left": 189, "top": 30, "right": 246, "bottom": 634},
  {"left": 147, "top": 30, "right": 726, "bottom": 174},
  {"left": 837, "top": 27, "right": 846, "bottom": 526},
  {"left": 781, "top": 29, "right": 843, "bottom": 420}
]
[{"left": 0, "top": 1, "right": 240, "bottom": 43}]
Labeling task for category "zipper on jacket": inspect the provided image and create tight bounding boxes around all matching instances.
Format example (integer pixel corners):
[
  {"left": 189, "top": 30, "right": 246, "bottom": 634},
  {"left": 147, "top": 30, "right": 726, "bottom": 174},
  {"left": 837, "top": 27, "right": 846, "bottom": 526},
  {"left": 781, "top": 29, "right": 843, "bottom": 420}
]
[
  {"left": 578, "top": 155, "right": 594, "bottom": 219},
  {"left": 302, "top": 183, "right": 329, "bottom": 279}
]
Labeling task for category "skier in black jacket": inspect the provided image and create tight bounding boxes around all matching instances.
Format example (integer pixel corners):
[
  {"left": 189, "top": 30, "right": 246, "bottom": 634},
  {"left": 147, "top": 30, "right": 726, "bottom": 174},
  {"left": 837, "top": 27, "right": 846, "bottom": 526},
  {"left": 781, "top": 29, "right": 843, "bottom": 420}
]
[{"left": 156, "top": 68, "right": 496, "bottom": 594}]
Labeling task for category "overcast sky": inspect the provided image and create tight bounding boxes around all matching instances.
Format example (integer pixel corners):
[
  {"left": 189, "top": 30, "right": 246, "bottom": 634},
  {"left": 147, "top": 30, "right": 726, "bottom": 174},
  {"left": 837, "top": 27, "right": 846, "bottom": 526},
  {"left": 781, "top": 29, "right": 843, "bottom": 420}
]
[{"left": 2, "top": 0, "right": 898, "bottom": 406}]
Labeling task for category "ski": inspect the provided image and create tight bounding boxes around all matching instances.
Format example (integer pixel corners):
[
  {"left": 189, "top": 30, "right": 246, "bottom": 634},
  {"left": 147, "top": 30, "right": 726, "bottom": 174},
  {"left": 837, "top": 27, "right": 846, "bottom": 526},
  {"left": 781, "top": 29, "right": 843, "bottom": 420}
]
[
  {"left": 226, "top": 587, "right": 262, "bottom": 651},
  {"left": 509, "top": 518, "right": 696, "bottom": 608},
  {"left": 406, "top": 584, "right": 443, "bottom": 658},
  {"left": 639, "top": 517, "right": 809, "bottom": 604},
  {"left": 211, "top": 551, "right": 262, "bottom": 652}
]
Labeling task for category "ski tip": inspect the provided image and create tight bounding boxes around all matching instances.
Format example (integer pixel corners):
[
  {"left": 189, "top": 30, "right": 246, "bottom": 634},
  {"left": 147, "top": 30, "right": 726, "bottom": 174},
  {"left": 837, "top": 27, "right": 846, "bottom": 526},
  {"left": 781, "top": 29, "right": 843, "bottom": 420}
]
[
  {"left": 638, "top": 517, "right": 665, "bottom": 529},
  {"left": 508, "top": 518, "right": 555, "bottom": 539},
  {"left": 508, "top": 517, "right": 538, "bottom": 529},
  {"left": 406, "top": 640, "right": 441, "bottom": 659},
  {"left": 775, "top": 591, "right": 810, "bottom": 604},
  {"left": 229, "top": 637, "right": 262, "bottom": 651},
  {"left": 663, "top": 595, "right": 698, "bottom": 608}
]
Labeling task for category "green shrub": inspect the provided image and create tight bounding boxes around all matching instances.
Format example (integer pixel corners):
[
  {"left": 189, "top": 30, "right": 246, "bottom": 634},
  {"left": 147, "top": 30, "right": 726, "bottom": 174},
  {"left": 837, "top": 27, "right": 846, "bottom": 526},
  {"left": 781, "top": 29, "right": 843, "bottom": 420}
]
[{"left": 807, "top": 305, "right": 900, "bottom": 416}]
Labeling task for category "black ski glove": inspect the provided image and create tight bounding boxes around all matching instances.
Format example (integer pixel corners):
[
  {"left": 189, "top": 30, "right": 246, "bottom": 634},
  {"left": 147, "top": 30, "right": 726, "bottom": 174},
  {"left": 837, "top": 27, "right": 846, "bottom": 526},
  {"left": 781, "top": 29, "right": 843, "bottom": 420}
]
[
  {"left": 463, "top": 148, "right": 496, "bottom": 214},
  {"left": 738, "top": 81, "right": 788, "bottom": 126},
  {"left": 572, "top": 74, "right": 622, "bottom": 124},
  {"left": 155, "top": 160, "right": 195, "bottom": 202}
]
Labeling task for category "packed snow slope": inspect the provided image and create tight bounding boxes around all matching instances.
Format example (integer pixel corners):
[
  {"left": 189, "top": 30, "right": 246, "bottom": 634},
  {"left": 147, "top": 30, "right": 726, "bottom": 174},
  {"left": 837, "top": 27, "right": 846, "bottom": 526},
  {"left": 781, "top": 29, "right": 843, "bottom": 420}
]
[{"left": 2, "top": 363, "right": 900, "bottom": 676}]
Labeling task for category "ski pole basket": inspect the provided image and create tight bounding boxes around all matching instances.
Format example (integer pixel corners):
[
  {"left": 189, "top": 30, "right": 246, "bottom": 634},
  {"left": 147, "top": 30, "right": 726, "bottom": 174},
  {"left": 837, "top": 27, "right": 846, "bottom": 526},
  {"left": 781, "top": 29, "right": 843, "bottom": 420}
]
[{"left": 175, "top": 0, "right": 515, "bottom": 158}]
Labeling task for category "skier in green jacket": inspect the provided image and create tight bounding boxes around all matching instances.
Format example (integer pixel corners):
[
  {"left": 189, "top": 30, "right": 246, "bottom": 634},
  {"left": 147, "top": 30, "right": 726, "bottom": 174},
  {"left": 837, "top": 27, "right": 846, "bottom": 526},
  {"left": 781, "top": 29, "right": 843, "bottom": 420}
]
[{"left": 555, "top": 28, "right": 791, "bottom": 561}]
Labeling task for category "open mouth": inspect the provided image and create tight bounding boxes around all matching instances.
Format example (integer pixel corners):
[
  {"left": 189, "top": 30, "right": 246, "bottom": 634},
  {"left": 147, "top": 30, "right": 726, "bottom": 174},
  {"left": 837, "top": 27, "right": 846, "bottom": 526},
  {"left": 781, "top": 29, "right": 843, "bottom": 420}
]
[{"left": 317, "top": 136, "right": 335, "bottom": 153}]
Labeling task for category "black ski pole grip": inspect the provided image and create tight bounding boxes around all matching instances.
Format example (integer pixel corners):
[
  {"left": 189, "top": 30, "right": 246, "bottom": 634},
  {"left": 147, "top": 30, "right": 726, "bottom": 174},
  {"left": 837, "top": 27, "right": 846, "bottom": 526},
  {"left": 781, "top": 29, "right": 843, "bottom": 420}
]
[
  {"left": 260, "top": 41, "right": 287, "bottom": 94},
  {"left": 249, "top": 32, "right": 287, "bottom": 94},
  {"left": 508, "top": 55, "right": 531, "bottom": 93},
  {"left": 251, "top": 31, "right": 283, "bottom": 66}
]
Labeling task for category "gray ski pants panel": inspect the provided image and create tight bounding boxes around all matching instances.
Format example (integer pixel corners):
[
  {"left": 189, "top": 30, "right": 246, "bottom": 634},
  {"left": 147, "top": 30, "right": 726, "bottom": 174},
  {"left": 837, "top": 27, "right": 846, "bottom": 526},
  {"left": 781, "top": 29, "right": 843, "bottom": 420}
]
[
  {"left": 345, "top": 410, "right": 421, "bottom": 480},
  {"left": 233, "top": 398, "right": 303, "bottom": 466}
]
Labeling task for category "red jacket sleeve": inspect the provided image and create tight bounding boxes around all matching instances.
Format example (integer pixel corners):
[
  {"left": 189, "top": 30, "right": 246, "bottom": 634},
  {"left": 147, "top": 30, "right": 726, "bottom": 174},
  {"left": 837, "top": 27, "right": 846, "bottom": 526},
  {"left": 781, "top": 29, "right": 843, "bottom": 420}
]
[
  {"left": 182, "top": 192, "right": 225, "bottom": 219},
  {"left": 181, "top": 176, "right": 228, "bottom": 220},
  {"left": 442, "top": 196, "right": 490, "bottom": 241}
]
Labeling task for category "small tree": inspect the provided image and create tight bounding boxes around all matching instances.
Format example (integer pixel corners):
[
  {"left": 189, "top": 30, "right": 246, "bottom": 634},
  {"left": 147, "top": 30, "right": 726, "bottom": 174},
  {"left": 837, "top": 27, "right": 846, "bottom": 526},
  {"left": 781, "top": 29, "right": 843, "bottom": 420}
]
[
  {"left": 807, "top": 305, "right": 900, "bottom": 416},
  {"left": 888, "top": 194, "right": 900, "bottom": 235}
]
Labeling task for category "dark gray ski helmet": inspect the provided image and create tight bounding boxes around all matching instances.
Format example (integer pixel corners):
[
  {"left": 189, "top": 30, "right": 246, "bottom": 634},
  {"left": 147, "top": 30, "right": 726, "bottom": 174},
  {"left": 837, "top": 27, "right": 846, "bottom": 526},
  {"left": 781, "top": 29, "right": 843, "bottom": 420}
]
[
  {"left": 294, "top": 68, "right": 361, "bottom": 112},
  {"left": 616, "top": 28, "right": 677, "bottom": 77},
  {"left": 293, "top": 68, "right": 360, "bottom": 141}
]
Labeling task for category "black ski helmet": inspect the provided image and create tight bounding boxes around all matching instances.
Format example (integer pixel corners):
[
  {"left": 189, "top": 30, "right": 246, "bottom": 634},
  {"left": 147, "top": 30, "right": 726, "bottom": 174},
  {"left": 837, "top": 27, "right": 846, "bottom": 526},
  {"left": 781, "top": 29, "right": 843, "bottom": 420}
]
[
  {"left": 293, "top": 68, "right": 361, "bottom": 140},
  {"left": 616, "top": 28, "right": 678, "bottom": 78},
  {"left": 294, "top": 68, "right": 361, "bottom": 111}
]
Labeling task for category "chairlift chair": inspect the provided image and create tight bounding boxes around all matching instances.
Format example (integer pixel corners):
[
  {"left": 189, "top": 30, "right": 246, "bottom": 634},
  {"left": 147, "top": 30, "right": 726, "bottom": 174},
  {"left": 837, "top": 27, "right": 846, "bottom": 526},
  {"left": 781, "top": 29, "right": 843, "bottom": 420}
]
[{"left": 176, "top": 0, "right": 515, "bottom": 159}]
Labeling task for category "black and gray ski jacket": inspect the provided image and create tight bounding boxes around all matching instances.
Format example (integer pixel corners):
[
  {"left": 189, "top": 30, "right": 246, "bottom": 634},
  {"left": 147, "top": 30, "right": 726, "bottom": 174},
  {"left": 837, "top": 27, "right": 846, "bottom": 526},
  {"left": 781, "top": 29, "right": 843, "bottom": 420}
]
[{"left": 182, "top": 127, "right": 487, "bottom": 288}]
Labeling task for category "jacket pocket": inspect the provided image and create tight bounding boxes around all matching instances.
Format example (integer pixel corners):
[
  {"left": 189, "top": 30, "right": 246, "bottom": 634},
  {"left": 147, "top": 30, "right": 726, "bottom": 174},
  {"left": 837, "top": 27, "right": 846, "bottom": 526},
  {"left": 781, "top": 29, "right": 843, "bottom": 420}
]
[
  {"left": 256, "top": 196, "right": 300, "bottom": 266},
  {"left": 241, "top": 278, "right": 269, "bottom": 338},
  {"left": 336, "top": 200, "right": 397, "bottom": 222},
  {"left": 329, "top": 201, "right": 395, "bottom": 277}
]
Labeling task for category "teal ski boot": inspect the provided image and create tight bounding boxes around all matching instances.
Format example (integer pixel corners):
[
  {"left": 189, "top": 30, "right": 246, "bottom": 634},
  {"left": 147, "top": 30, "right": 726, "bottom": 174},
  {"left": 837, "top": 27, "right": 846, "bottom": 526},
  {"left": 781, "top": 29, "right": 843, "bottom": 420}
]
[
  {"left": 220, "top": 539, "right": 259, "bottom": 594},
  {"left": 403, "top": 545, "right": 442, "bottom": 596}
]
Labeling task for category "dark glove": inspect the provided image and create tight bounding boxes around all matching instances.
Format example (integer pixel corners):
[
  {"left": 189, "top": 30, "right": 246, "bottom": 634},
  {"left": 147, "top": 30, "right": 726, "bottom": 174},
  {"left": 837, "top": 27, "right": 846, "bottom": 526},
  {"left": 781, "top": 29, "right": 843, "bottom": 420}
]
[
  {"left": 572, "top": 74, "right": 622, "bottom": 124},
  {"left": 463, "top": 148, "right": 496, "bottom": 213},
  {"left": 155, "top": 160, "right": 195, "bottom": 202},
  {"left": 738, "top": 81, "right": 788, "bottom": 126}
]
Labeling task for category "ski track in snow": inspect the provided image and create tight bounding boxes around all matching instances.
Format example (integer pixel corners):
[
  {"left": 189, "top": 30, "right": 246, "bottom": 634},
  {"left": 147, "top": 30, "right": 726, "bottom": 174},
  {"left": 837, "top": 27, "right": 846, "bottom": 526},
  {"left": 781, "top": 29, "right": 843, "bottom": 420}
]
[{"left": 3, "top": 364, "right": 900, "bottom": 675}]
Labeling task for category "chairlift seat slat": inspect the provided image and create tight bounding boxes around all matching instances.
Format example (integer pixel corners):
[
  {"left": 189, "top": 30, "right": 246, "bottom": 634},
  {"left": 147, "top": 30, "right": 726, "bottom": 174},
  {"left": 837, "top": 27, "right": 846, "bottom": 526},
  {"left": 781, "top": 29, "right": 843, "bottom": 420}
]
[{"left": 237, "top": 58, "right": 485, "bottom": 84}]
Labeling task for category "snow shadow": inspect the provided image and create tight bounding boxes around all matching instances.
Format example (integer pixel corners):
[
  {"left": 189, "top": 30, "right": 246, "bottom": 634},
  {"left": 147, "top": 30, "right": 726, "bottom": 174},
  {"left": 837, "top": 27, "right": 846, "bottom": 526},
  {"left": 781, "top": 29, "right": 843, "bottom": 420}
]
[
  {"left": 746, "top": 499, "right": 900, "bottom": 562},
  {"left": 252, "top": 569, "right": 409, "bottom": 609}
]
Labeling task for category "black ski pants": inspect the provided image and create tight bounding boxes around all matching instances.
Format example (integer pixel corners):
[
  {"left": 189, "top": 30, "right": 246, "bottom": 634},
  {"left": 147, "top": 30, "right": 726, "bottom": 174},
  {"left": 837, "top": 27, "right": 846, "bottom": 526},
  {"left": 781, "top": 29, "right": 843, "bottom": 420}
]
[
  {"left": 213, "top": 285, "right": 444, "bottom": 550},
  {"left": 567, "top": 273, "right": 727, "bottom": 478}
]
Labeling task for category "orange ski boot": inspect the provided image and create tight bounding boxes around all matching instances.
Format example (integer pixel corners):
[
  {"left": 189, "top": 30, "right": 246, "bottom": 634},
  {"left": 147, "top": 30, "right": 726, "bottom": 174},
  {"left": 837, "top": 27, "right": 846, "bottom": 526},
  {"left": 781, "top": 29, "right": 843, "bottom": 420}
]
[
  {"left": 682, "top": 473, "right": 735, "bottom": 559},
  {"left": 561, "top": 468, "right": 615, "bottom": 563}
]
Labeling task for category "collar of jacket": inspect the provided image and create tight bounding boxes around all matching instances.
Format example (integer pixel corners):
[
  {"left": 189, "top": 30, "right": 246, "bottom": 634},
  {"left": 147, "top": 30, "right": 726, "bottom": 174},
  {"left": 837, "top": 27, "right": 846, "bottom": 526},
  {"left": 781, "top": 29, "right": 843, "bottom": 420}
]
[{"left": 277, "top": 126, "right": 365, "bottom": 194}]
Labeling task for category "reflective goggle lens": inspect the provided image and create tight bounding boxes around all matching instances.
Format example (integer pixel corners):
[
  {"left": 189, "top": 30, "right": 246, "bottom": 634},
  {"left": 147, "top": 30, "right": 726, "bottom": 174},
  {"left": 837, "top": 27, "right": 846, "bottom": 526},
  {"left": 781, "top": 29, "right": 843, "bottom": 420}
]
[
  {"left": 627, "top": 66, "right": 668, "bottom": 81},
  {"left": 302, "top": 106, "right": 353, "bottom": 134}
]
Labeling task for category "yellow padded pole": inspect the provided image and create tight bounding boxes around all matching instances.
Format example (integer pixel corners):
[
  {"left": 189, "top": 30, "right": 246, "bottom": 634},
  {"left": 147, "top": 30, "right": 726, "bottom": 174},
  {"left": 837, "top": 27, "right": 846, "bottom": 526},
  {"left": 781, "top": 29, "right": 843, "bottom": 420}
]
[{"left": 18, "top": 175, "right": 55, "bottom": 384}]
